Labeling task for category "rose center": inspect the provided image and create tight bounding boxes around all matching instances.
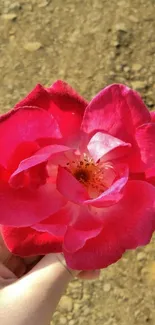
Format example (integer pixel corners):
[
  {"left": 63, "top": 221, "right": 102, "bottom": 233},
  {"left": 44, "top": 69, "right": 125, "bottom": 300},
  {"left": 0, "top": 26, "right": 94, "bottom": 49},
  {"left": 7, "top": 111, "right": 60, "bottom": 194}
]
[
  {"left": 66, "top": 154, "right": 116, "bottom": 198},
  {"left": 74, "top": 169, "right": 90, "bottom": 183}
]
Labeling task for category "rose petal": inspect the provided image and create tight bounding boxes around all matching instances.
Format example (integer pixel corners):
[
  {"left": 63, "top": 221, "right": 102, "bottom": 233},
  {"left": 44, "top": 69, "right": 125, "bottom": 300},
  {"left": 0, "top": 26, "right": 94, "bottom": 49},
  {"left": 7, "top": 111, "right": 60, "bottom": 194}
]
[
  {"left": 15, "top": 81, "right": 88, "bottom": 145},
  {"left": 151, "top": 111, "right": 155, "bottom": 123},
  {"left": 144, "top": 166, "right": 155, "bottom": 186},
  {"left": 64, "top": 228, "right": 124, "bottom": 270},
  {"left": 122, "top": 141, "right": 145, "bottom": 173},
  {"left": 83, "top": 130, "right": 144, "bottom": 174},
  {"left": 135, "top": 123, "right": 155, "bottom": 170},
  {"left": 64, "top": 226, "right": 102, "bottom": 255},
  {"left": 63, "top": 206, "right": 103, "bottom": 253},
  {"left": 145, "top": 166, "right": 155, "bottom": 179},
  {"left": 15, "top": 81, "right": 87, "bottom": 114},
  {"left": 82, "top": 84, "right": 150, "bottom": 142},
  {"left": 48, "top": 80, "right": 88, "bottom": 113},
  {"left": 33, "top": 202, "right": 78, "bottom": 237},
  {"left": 85, "top": 164, "right": 129, "bottom": 207},
  {"left": 64, "top": 180, "right": 155, "bottom": 269},
  {"left": 0, "top": 183, "right": 66, "bottom": 226},
  {"left": 8, "top": 141, "right": 40, "bottom": 174},
  {"left": 0, "top": 164, "right": 10, "bottom": 183},
  {"left": 87, "top": 132, "right": 131, "bottom": 162},
  {"left": 1, "top": 226, "right": 62, "bottom": 257},
  {"left": 57, "top": 166, "right": 89, "bottom": 204},
  {"left": 0, "top": 106, "right": 61, "bottom": 168},
  {"left": 9, "top": 144, "right": 71, "bottom": 186}
]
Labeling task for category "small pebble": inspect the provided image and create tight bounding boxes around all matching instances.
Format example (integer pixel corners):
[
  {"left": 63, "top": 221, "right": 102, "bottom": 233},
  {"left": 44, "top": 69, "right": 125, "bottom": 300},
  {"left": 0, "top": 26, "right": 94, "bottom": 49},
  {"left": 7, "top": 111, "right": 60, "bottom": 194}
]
[
  {"left": 68, "top": 320, "right": 77, "bottom": 325},
  {"left": 23, "top": 42, "right": 43, "bottom": 52},
  {"left": 132, "top": 63, "right": 142, "bottom": 72},
  {"left": 131, "top": 81, "right": 146, "bottom": 90},
  {"left": 114, "top": 23, "right": 128, "bottom": 32},
  {"left": 59, "top": 296, "right": 73, "bottom": 312},
  {"left": 137, "top": 252, "right": 146, "bottom": 261},
  {"left": 124, "top": 66, "right": 130, "bottom": 72},
  {"left": 38, "top": 0, "right": 49, "bottom": 7},
  {"left": 129, "top": 15, "right": 139, "bottom": 23},
  {"left": 59, "top": 316, "right": 67, "bottom": 325},
  {"left": 2, "top": 13, "right": 17, "bottom": 21},
  {"left": 83, "top": 307, "right": 90, "bottom": 316},
  {"left": 103, "top": 283, "right": 111, "bottom": 292}
]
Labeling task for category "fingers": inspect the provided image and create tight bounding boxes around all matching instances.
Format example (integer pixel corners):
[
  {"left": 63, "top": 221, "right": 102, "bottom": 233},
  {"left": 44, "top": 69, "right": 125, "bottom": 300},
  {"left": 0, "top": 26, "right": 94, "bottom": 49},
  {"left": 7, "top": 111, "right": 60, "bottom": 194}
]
[
  {"left": 24, "top": 256, "right": 41, "bottom": 265},
  {"left": 0, "top": 263, "right": 18, "bottom": 288},
  {"left": 0, "top": 263, "right": 17, "bottom": 280},
  {"left": 0, "top": 236, "right": 101, "bottom": 282},
  {"left": 0, "top": 229, "right": 26, "bottom": 277},
  {"left": 0, "top": 235, "right": 10, "bottom": 264},
  {"left": 0, "top": 233, "right": 26, "bottom": 278},
  {"left": 4, "top": 255, "right": 26, "bottom": 278}
]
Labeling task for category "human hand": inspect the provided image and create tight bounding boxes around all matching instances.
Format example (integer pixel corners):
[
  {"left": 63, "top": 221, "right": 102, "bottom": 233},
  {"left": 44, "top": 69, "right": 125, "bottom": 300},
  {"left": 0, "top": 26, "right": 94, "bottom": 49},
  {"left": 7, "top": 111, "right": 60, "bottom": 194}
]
[
  {"left": 0, "top": 232, "right": 100, "bottom": 285},
  {"left": 0, "top": 232, "right": 100, "bottom": 325}
]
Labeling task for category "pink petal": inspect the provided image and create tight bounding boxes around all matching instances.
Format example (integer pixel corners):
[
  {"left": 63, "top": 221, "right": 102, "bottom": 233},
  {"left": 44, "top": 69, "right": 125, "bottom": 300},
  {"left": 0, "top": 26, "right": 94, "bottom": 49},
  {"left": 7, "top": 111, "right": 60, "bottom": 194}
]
[
  {"left": 145, "top": 166, "right": 155, "bottom": 179},
  {"left": 63, "top": 206, "right": 103, "bottom": 253},
  {"left": 15, "top": 84, "right": 51, "bottom": 109},
  {"left": 81, "top": 130, "right": 143, "bottom": 174},
  {"left": 144, "top": 166, "right": 155, "bottom": 186},
  {"left": 129, "top": 172, "right": 146, "bottom": 181},
  {"left": 0, "top": 183, "right": 66, "bottom": 227},
  {"left": 122, "top": 140, "right": 145, "bottom": 173},
  {"left": 64, "top": 226, "right": 102, "bottom": 255},
  {"left": 64, "top": 181, "right": 155, "bottom": 270},
  {"left": 15, "top": 81, "right": 88, "bottom": 145},
  {"left": 151, "top": 111, "right": 155, "bottom": 122},
  {"left": 33, "top": 202, "right": 78, "bottom": 237},
  {"left": 8, "top": 141, "right": 40, "bottom": 174},
  {"left": 1, "top": 226, "right": 63, "bottom": 257},
  {"left": 0, "top": 164, "right": 10, "bottom": 183},
  {"left": 82, "top": 84, "right": 150, "bottom": 142},
  {"left": 57, "top": 166, "right": 89, "bottom": 204},
  {"left": 0, "top": 106, "right": 61, "bottom": 168},
  {"left": 48, "top": 80, "right": 88, "bottom": 113},
  {"left": 85, "top": 164, "right": 129, "bottom": 207},
  {"left": 71, "top": 205, "right": 103, "bottom": 230},
  {"left": 113, "top": 181, "right": 155, "bottom": 248},
  {"left": 15, "top": 81, "right": 87, "bottom": 113},
  {"left": 87, "top": 132, "right": 131, "bottom": 162},
  {"left": 9, "top": 144, "right": 71, "bottom": 186},
  {"left": 64, "top": 228, "right": 125, "bottom": 270},
  {"left": 135, "top": 123, "right": 155, "bottom": 169}
]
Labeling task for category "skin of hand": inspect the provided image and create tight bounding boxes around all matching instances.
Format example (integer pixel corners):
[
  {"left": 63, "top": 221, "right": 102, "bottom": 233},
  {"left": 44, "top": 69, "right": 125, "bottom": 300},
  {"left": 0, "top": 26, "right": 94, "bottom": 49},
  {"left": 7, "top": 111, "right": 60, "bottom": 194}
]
[{"left": 0, "top": 233, "right": 100, "bottom": 325}]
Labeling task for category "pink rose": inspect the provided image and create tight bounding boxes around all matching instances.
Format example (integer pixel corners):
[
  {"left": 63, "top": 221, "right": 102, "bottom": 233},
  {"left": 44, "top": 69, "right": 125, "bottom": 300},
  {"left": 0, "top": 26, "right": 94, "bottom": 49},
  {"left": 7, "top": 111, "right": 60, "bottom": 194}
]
[{"left": 1, "top": 81, "right": 155, "bottom": 270}]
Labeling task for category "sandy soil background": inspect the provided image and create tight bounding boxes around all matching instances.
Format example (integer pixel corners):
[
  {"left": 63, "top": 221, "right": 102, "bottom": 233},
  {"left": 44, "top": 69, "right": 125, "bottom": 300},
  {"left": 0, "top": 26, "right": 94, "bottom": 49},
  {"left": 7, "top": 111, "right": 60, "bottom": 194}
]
[{"left": 0, "top": 1, "right": 155, "bottom": 324}]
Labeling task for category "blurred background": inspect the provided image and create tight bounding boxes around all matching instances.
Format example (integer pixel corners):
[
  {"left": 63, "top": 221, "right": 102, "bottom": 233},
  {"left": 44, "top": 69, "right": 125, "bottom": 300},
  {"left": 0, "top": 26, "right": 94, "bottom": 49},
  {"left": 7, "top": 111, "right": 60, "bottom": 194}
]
[{"left": 0, "top": 0, "right": 155, "bottom": 324}]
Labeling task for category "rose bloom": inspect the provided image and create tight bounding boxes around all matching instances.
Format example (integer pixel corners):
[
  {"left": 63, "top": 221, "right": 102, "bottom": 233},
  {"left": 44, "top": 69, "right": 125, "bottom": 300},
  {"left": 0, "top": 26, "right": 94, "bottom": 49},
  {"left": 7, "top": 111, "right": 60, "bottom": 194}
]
[{"left": 1, "top": 81, "right": 155, "bottom": 270}]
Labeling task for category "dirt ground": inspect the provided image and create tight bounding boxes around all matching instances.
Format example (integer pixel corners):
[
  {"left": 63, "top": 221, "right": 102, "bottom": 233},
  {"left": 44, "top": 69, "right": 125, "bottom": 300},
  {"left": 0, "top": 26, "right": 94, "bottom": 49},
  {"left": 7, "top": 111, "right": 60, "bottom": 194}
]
[{"left": 0, "top": 0, "right": 155, "bottom": 324}]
